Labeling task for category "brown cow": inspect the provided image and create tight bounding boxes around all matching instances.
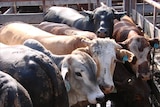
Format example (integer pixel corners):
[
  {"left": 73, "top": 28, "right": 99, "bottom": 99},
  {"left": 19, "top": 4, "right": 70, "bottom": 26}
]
[
  {"left": 37, "top": 21, "right": 97, "bottom": 40},
  {"left": 0, "top": 22, "right": 89, "bottom": 55},
  {"left": 113, "top": 15, "right": 159, "bottom": 80}
]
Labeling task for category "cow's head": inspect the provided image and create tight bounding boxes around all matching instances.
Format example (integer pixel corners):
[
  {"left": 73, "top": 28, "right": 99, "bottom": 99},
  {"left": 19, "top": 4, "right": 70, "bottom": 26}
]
[
  {"left": 115, "top": 77, "right": 151, "bottom": 107},
  {"left": 61, "top": 51, "right": 105, "bottom": 106},
  {"left": 113, "top": 62, "right": 151, "bottom": 107},
  {"left": 78, "top": 38, "right": 134, "bottom": 94},
  {"left": 82, "top": 2, "right": 126, "bottom": 38},
  {"left": 119, "top": 37, "right": 159, "bottom": 80}
]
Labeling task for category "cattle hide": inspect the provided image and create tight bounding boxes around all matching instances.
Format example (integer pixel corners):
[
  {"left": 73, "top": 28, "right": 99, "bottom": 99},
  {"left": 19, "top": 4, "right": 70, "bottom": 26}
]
[
  {"left": 113, "top": 15, "right": 159, "bottom": 80},
  {"left": 37, "top": 21, "right": 97, "bottom": 40},
  {"left": 0, "top": 44, "right": 69, "bottom": 107},
  {"left": 0, "top": 71, "right": 33, "bottom": 107}
]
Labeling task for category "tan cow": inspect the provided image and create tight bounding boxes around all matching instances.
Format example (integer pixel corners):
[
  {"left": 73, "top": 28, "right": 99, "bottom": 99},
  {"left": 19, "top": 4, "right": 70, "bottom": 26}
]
[
  {"left": 0, "top": 22, "right": 90, "bottom": 55},
  {"left": 37, "top": 21, "right": 97, "bottom": 40}
]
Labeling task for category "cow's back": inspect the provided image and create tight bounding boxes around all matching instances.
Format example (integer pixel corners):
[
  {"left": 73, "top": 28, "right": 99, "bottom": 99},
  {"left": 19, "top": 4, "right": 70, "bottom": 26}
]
[
  {"left": 0, "top": 71, "right": 33, "bottom": 107},
  {"left": 0, "top": 22, "right": 55, "bottom": 45},
  {"left": 0, "top": 22, "right": 90, "bottom": 55},
  {"left": 113, "top": 19, "right": 143, "bottom": 42},
  {"left": 0, "top": 45, "right": 69, "bottom": 107},
  {"left": 38, "top": 21, "right": 97, "bottom": 39},
  {"left": 44, "top": 6, "right": 84, "bottom": 26}
]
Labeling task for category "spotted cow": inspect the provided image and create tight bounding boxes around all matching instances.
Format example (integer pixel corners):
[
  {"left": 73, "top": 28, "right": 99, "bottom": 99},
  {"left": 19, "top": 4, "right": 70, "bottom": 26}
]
[{"left": 113, "top": 15, "right": 159, "bottom": 80}]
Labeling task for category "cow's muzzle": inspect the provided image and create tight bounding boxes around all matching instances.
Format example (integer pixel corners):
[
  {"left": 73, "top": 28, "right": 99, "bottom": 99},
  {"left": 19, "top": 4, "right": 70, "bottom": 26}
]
[
  {"left": 96, "top": 28, "right": 109, "bottom": 38},
  {"left": 137, "top": 72, "right": 151, "bottom": 81},
  {"left": 100, "top": 85, "right": 114, "bottom": 94}
]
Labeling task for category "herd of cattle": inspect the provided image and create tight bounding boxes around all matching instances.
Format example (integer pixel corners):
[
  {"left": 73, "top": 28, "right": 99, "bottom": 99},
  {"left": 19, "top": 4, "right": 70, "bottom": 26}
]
[{"left": 0, "top": 2, "right": 159, "bottom": 107}]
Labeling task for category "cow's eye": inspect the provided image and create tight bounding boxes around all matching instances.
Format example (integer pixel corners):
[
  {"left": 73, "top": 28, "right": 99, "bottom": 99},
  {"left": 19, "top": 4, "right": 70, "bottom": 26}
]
[{"left": 75, "top": 72, "right": 82, "bottom": 77}]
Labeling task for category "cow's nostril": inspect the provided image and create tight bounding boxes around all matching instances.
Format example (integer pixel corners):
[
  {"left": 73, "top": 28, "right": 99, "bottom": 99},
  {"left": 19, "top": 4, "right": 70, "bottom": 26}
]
[
  {"left": 110, "top": 86, "right": 114, "bottom": 91},
  {"left": 96, "top": 96, "right": 105, "bottom": 103},
  {"left": 97, "top": 31, "right": 101, "bottom": 34}
]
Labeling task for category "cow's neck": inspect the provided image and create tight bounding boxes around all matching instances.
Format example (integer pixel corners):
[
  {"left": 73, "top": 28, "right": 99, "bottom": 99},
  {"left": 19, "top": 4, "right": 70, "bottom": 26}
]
[
  {"left": 68, "top": 89, "right": 87, "bottom": 107},
  {"left": 127, "top": 30, "right": 139, "bottom": 39}
]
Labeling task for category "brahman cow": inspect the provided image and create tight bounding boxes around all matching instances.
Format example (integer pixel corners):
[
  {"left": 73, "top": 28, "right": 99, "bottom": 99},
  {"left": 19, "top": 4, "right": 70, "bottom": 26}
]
[
  {"left": 37, "top": 21, "right": 97, "bottom": 40},
  {"left": 0, "top": 43, "right": 105, "bottom": 107},
  {"left": 0, "top": 43, "right": 69, "bottom": 107},
  {"left": 0, "top": 71, "right": 33, "bottom": 107},
  {"left": 0, "top": 21, "right": 90, "bottom": 55},
  {"left": 23, "top": 39, "right": 134, "bottom": 95},
  {"left": 113, "top": 15, "right": 159, "bottom": 80},
  {"left": 105, "top": 62, "right": 151, "bottom": 107},
  {"left": 43, "top": 2, "right": 126, "bottom": 38}
]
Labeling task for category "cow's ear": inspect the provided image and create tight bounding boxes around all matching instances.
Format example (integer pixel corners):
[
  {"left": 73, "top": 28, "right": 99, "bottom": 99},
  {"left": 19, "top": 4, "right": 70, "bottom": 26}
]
[
  {"left": 61, "top": 56, "right": 71, "bottom": 92},
  {"left": 116, "top": 49, "right": 134, "bottom": 63},
  {"left": 112, "top": 8, "right": 126, "bottom": 20},
  {"left": 82, "top": 10, "right": 94, "bottom": 20},
  {"left": 118, "top": 41, "right": 128, "bottom": 49},
  {"left": 148, "top": 38, "right": 159, "bottom": 49}
]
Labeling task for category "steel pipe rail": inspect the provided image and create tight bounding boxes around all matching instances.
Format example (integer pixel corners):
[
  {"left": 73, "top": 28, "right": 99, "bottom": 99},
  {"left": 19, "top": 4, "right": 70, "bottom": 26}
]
[{"left": 144, "top": 0, "right": 160, "bottom": 9}]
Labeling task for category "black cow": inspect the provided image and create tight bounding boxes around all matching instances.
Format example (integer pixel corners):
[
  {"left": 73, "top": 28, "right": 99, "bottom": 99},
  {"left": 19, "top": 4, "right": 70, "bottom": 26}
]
[
  {"left": 103, "top": 62, "right": 152, "bottom": 107},
  {"left": 89, "top": 61, "right": 152, "bottom": 107},
  {"left": 0, "top": 71, "right": 33, "bottom": 107},
  {"left": 0, "top": 44, "right": 69, "bottom": 107},
  {"left": 44, "top": 2, "right": 126, "bottom": 38}
]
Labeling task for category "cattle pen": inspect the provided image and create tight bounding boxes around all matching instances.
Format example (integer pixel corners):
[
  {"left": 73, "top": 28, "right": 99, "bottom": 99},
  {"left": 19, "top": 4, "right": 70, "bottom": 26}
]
[{"left": 0, "top": 0, "right": 160, "bottom": 107}]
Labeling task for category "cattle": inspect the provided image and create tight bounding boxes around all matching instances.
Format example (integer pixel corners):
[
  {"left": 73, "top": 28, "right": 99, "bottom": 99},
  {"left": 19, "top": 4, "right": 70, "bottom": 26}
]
[
  {"left": 0, "top": 43, "right": 69, "bottom": 107},
  {"left": 105, "top": 62, "right": 151, "bottom": 107},
  {"left": 113, "top": 15, "right": 159, "bottom": 80},
  {"left": 37, "top": 21, "right": 97, "bottom": 40},
  {"left": 23, "top": 38, "right": 134, "bottom": 95},
  {"left": 0, "top": 22, "right": 90, "bottom": 55},
  {"left": 43, "top": 2, "right": 126, "bottom": 38},
  {"left": 0, "top": 43, "right": 105, "bottom": 107},
  {"left": 0, "top": 71, "right": 33, "bottom": 107},
  {"left": 0, "top": 21, "right": 134, "bottom": 94}
]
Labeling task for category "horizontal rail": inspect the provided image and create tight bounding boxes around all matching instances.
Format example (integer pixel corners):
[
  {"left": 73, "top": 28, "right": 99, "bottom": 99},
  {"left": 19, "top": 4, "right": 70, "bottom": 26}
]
[
  {"left": 144, "top": 0, "right": 160, "bottom": 9},
  {"left": 0, "top": 13, "right": 44, "bottom": 24},
  {"left": 0, "top": 0, "right": 43, "bottom": 2}
]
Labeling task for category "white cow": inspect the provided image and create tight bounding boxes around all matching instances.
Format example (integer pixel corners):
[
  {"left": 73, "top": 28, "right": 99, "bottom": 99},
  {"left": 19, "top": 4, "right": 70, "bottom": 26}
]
[{"left": 23, "top": 38, "right": 134, "bottom": 94}]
